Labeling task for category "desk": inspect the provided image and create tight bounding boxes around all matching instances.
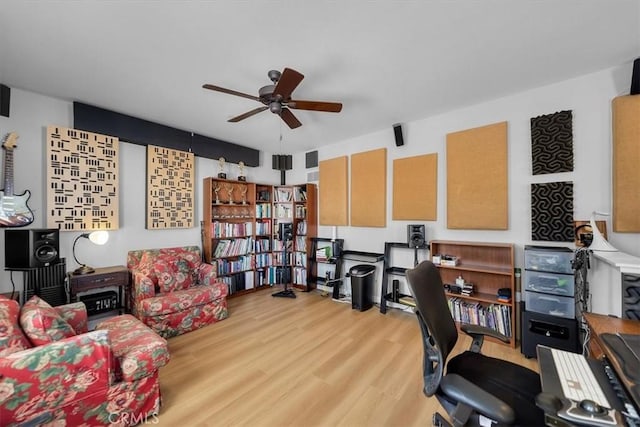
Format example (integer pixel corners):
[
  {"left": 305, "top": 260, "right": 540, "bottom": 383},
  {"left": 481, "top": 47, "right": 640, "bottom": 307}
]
[
  {"left": 583, "top": 312, "right": 640, "bottom": 402},
  {"left": 68, "top": 266, "right": 130, "bottom": 317}
]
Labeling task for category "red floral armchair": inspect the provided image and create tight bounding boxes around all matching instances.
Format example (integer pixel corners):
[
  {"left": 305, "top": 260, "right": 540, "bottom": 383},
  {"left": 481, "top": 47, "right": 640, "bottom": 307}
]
[
  {"left": 0, "top": 295, "right": 170, "bottom": 426},
  {"left": 127, "top": 246, "right": 228, "bottom": 338}
]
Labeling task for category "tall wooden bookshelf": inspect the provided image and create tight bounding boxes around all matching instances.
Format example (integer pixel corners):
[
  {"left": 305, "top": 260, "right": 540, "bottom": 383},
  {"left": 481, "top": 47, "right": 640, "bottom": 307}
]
[
  {"left": 203, "top": 178, "right": 258, "bottom": 296},
  {"left": 429, "top": 240, "right": 516, "bottom": 348},
  {"left": 203, "top": 178, "right": 317, "bottom": 296},
  {"left": 272, "top": 184, "right": 317, "bottom": 291}
]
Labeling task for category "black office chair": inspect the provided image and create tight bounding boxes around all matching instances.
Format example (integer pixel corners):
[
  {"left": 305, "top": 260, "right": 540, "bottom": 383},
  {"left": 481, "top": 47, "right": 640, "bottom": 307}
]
[{"left": 405, "top": 261, "right": 545, "bottom": 426}]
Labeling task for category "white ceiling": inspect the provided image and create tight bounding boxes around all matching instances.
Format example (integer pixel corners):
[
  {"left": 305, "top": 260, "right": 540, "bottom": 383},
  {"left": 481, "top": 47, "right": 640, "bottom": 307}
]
[{"left": 1, "top": 1, "right": 639, "bottom": 154}]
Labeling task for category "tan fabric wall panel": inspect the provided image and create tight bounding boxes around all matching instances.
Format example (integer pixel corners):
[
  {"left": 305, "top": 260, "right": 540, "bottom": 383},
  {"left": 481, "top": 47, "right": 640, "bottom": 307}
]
[
  {"left": 612, "top": 95, "right": 640, "bottom": 232},
  {"left": 351, "top": 148, "right": 386, "bottom": 227},
  {"left": 319, "top": 156, "right": 348, "bottom": 225},
  {"left": 392, "top": 153, "right": 437, "bottom": 220},
  {"left": 446, "top": 121, "right": 508, "bottom": 229}
]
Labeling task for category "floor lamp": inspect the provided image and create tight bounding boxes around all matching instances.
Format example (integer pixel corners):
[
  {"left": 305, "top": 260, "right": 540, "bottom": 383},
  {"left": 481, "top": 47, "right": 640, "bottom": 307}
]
[{"left": 72, "top": 230, "right": 109, "bottom": 275}]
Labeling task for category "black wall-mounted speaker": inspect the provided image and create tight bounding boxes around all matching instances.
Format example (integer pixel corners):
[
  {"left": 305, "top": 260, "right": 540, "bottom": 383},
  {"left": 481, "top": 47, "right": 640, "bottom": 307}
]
[
  {"left": 5, "top": 229, "right": 60, "bottom": 269},
  {"left": 305, "top": 150, "right": 318, "bottom": 168},
  {"left": 393, "top": 123, "right": 404, "bottom": 146},
  {"left": 631, "top": 57, "right": 640, "bottom": 95},
  {"left": 407, "top": 224, "right": 426, "bottom": 248},
  {"left": 272, "top": 154, "right": 293, "bottom": 171},
  {"left": 0, "top": 84, "right": 10, "bottom": 118}
]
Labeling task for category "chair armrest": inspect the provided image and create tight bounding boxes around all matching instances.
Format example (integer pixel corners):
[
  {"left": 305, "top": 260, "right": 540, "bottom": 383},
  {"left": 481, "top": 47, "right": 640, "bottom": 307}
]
[
  {"left": 0, "top": 330, "right": 113, "bottom": 422},
  {"left": 130, "top": 270, "right": 157, "bottom": 314},
  {"left": 460, "top": 323, "right": 510, "bottom": 353},
  {"left": 54, "top": 302, "right": 88, "bottom": 334},
  {"left": 440, "top": 373, "right": 515, "bottom": 425},
  {"left": 197, "top": 262, "right": 218, "bottom": 286}
]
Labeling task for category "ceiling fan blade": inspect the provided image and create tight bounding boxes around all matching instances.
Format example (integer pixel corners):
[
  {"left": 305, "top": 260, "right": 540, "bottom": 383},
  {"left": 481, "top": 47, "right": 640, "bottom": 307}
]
[
  {"left": 280, "top": 108, "right": 302, "bottom": 129},
  {"left": 273, "top": 68, "right": 304, "bottom": 101},
  {"left": 228, "top": 106, "right": 268, "bottom": 122},
  {"left": 203, "top": 84, "right": 260, "bottom": 102},
  {"left": 288, "top": 100, "right": 343, "bottom": 113}
]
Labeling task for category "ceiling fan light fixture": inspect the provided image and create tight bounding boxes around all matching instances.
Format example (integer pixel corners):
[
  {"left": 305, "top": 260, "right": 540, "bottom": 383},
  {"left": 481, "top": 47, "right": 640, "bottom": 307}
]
[{"left": 270, "top": 102, "right": 282, "bottom": 114}]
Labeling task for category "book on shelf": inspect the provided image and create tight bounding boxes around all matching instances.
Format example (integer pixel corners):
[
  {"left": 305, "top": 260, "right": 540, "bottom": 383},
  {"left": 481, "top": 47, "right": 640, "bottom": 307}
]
[
  {"left": 447, "top": 297, "right": 512, "bottom": 338},
  {"left": 315, "top": 246, "right": 332, "bottom": 262},
  {"left": 275, "top": 188, "right": 292, "bottom": 202}
]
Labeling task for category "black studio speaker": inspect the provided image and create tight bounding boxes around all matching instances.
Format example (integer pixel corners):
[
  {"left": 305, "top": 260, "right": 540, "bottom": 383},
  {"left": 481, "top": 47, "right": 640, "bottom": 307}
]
[
  {"left": 407, "top": 224, "right": 426, "bottom": 248},
  {"left": 272, "top": 154, "right": 293, "bottom": 171},
  {"left": 631, "top": 57, "right": 640, "bottom": 95},
  {"left": 393, "top": 123, "right": 404, "bottom": 146},
  {"left": 4, "top": 229, "right": 60, "bottom": 269}
]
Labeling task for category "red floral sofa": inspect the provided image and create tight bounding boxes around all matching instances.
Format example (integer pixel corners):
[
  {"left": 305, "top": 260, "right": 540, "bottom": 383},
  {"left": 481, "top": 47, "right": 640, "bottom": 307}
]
[
  {"left": 127, "top": 246, "right": 228, "bottom": 338},
  {"left": 0, "top": 295, "right": 170, "bottom": 426}
]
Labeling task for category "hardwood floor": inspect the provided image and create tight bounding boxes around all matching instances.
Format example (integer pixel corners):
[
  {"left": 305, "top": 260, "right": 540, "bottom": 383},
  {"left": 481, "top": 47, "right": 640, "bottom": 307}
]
[{"left": 157, "top": 288, "right": 538, "bottom": 426}]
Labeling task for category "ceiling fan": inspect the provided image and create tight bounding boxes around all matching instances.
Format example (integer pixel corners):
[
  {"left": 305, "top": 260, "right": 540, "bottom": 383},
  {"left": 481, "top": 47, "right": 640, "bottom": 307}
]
[{"left": 203, "top": 68, "right": 342, "bottom": 129}]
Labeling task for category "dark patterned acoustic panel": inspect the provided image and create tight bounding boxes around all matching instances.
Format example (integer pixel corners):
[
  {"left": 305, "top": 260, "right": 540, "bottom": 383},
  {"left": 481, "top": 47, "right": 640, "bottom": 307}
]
[
  {"left": 531, "top": 181, "right": 574, "bottom": 242},
  {"left": 531, "top": 110, "right": 573, "bottom": 175}
]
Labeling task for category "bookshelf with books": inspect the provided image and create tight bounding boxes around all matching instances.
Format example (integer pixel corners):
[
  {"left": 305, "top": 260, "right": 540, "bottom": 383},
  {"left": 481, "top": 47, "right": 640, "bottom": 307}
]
[
  {"left": 203, "top": 177, "right": 258, "bottom": 297},
  {"left": 429, "top": 240, "right": 516, "bottom": 348},
  {"left": 272, "top": 184, "right": 317, "bottom": 291}
]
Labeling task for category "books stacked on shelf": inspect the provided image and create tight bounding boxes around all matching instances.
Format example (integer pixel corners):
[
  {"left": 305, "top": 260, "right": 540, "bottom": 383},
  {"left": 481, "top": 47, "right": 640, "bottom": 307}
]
[
  {"left": 255, "top": 252, "right": 271, "bottom": 268},
  {"left": 257, "top": 190, "right": 271, "bottom": 202},
  {"left": 293, "top": 266, "right": 307, "bottom": 284},
  {"left": 219, "top": 271, "right": 254, "bottom": 295},
  {"left": 316, "top": 246, "right": 332, "bottom": 262},
  {"left": 497, "top": 288, "right": 512, "bottom": 303},
  {"left": 215, "top": 255, "right": 253, "bottom": 276},
  {"left": 272, "top": 239, "right": 292, "bottom": 252},
  {"left": 254, "top": 238, "right": 271, "bottom": 253},
  {"left": 275, "top": 204, "right": 292, "bottom": 219},
  {"left": 275, "top": 188, "right": 292, "bottom": 202},
  {"left": 296, "top": 220, "right": 307, "bottom": 235},
  {"left": 213, "top": 238, "right": 253, "bottom": 258},
  {"left": 295, "top": 205, "right": 307, "bottom": 219},
  {"left": 293, "top": 187, "right": 307, "bottom": 202},
  {"left": 211, "top": 221, "right": 252, "bottom": 238},
  {"left": 295, "top": 236, "right": 307, "bottom": 252},
  {"left": 461, "top": 282, "right": 474, "bottom": 296},
  {"left": 255, "top": 221, "right": 271, "bottom": 236},
  {"left": 255, "top": 203, "right": 271, "bottom": 218},
  {"left": 447, "top": 298, "right": 512, "bottom": 337},
  {"left": 293, "top": 252, "right": 306, "bottom": 267}
]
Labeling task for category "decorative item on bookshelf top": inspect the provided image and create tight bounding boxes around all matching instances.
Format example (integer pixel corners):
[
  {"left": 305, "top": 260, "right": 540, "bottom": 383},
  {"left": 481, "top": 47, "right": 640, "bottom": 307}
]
[
  {"left": 217, "top": 157, "right": 226, "bottom": 179},
  {"left": 237, "top": 161, "right": 247, "bottom": 181}
]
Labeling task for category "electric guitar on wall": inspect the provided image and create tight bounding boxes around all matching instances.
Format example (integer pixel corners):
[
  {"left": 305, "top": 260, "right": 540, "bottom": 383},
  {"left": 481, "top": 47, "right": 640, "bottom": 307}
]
[{"left": 0, "top": 132, "right": 34, "bottom": 227}]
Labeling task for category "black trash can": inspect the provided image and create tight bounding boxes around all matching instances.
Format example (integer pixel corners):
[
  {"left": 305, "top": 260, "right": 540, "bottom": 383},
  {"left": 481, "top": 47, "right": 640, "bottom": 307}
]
[{"left": 349, "top": 264, "right": 376, "bottom": 311}]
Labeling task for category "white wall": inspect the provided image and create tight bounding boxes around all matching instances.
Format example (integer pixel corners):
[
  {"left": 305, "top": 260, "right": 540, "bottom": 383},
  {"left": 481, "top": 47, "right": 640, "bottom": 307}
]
[
  {"left": 0, "top": 88, "right": 284, "bottom": 294},
  {"left": 300, "top": 63, "right": 640, "bottom": 300},
  {"left": 1, "top": 63, "right": 638, "bottom": 301}
]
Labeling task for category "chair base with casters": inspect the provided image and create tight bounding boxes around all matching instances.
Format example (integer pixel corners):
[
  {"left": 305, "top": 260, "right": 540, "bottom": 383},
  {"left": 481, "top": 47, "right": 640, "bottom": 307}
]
[{"left": 406, "top": 261, "right": 545, "bottom": 427}]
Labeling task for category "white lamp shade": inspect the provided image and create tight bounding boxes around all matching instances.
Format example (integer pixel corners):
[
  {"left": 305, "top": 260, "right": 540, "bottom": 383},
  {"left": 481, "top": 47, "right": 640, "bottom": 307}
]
[
  {"left": 588, "top": 212, "right": 618, "bottom": 252},
  {"left": 88, "top": 230, "right": 109, "bottom": 245}
]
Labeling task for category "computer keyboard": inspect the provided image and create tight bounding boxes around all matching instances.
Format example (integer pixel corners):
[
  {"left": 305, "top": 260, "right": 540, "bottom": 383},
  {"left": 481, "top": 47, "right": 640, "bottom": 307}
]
[{"left": 551, "top": 347, "right": 611, "bottom": 408}]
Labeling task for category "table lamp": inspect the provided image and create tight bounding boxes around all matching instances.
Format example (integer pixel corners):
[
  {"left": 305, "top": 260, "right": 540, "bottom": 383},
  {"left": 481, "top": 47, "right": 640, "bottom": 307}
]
[
  {"left": 72, "top": 230, "right": 109, "bottom": 275},
  {"left": 588, "top": 211, "right": 618, "bottom": 252}
]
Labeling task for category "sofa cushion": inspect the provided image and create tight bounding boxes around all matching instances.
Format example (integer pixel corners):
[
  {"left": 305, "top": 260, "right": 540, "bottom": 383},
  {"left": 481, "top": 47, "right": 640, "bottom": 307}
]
[
  {"left": 20, "top": 296, "right": 76, "bottom": 346},
  {"left": 0, "top": 295, "right": 32, "bottom": 356},
  {"left": 96, "top": 314, "right": 170, "bottom": 381},
  {"left": 155, "top": 254, "right": 195, "bottom": 293},
  {"left": 139, "top": 283, "right": 227, "bottom": 317}
]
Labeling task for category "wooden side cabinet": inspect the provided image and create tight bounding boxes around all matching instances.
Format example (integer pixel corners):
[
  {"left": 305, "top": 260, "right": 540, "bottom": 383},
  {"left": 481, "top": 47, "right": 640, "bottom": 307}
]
[{"left": 68, "top": 266, "right": 129, "bottom": 317}]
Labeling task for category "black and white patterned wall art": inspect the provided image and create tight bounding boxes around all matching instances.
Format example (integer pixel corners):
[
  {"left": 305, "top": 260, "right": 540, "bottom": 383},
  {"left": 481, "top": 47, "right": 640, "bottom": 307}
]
[
  {"left": 530, "top": 110, "right": 574, "bottom": 175},
  {"left": 46, "top": 126, "right": 119, "bottom": 231},
  {"left": 531, "top": 181, "right": 574, "bottom": 242}
]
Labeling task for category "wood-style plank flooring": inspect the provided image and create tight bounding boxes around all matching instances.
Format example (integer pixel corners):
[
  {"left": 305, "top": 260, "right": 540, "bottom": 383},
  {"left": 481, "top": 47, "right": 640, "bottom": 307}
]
[{"left": 157, "top": 288, "right": 537, "bottom": 426}]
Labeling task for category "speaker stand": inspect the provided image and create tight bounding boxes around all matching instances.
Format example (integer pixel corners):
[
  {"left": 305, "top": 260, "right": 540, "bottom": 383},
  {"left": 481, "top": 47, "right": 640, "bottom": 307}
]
[{"left": 273, "top": 237, "right": 296, "bottom": 299}]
